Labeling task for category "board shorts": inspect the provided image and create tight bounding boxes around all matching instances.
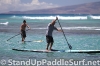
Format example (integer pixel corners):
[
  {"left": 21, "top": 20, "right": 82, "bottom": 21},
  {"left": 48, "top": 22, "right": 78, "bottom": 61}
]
[
  {"left": 21, "top": 30, "right": 26, "bottom": 38},
  {"left": 46, "top": 35, "right": 54, "bottom": 43}
]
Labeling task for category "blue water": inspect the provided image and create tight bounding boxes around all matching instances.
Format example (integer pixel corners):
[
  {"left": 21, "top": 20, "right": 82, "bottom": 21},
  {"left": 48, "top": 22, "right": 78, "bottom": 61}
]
[{"left": 0, "top": 14, "right": 100, "bottom": 66}]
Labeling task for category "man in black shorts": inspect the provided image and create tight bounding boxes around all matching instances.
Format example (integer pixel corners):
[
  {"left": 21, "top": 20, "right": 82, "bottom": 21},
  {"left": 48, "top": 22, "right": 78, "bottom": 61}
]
[
  {"left": 46, "top": 17, "right": 62, "bottom": 50},
  {"left": 20, "top": 20, "right": 30, "bottom": 42}
]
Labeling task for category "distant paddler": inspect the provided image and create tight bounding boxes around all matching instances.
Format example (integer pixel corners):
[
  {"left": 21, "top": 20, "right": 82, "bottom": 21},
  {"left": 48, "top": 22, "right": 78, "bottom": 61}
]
[
  {"left": 46, "top": 17, "right": 62, "bottom": 50},
  {"left": 20, "top": 20, "right": 31, "bottom": 42}
]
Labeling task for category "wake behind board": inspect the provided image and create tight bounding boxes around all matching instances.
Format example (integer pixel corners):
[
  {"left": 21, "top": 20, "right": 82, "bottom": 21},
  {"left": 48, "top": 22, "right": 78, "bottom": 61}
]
[
  {"left": 12, "top": 49, "right": 100, "bottom": 53},
  {"left": 69, "top": 50, "right": 100, "bottom": 53},
  {"left": 24, "top": 40, "right": 43, "bottom": 42},
  {"left": 18, "top": 40, "right": 43, "bottom": 43}
]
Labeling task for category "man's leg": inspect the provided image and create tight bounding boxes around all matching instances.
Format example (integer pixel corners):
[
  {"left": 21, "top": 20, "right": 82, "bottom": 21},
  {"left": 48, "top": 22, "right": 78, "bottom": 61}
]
[
  {"left": 50, "top": 42, "right": 53, "bottom": 50},
  {"left": 46, "top": 43, "right": 50, "bottom": 50},
  {"left": 22, "top": 31, "right": 26, "bottom": 42},
  {"left": 49, "top": 36, "right": 54, "bottom": 50},
  {"left": 22, "top": 37, "right": 25, "bottom": 42},
  {"left": 46, "top": 35, "right": 50, "bottom": 50},
  {"left": 21, "top": 30, "right": 26, "bottom": 42}
]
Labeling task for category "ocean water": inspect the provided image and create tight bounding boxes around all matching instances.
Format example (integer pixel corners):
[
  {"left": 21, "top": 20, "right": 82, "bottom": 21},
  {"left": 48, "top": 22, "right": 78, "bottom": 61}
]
[{"left": 0, "top": 14, "right": 100, "bottom": 66}]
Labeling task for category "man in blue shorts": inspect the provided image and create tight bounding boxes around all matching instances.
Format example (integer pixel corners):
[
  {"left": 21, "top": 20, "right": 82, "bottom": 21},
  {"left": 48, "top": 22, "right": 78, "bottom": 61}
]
[{"left": 46, "top": 17, "right": 62, "bottom": 50}]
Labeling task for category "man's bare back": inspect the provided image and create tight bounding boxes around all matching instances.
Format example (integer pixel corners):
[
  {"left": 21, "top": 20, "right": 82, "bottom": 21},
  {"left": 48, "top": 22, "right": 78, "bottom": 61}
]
[
  {"left": 20, "top": 20, "right": 30, "bottom": 31},
  {"left": 20, "top": 23, "right": 27, "bottom": 31}
]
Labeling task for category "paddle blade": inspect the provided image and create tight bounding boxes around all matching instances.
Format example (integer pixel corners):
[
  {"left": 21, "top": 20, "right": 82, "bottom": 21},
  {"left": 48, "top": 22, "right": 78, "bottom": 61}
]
[{"left": 68, "top": 44, "right": 72, "bottom": 50}]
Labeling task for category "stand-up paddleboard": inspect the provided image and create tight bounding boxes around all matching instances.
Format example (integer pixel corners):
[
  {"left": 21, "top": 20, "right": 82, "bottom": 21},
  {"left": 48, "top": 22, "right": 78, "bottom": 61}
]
[
  {"left": 12, "top": 49, "right": 100, "bottom": 53},
  {"left": 12, "top": 49, "right": 58, "bottom": 53}
]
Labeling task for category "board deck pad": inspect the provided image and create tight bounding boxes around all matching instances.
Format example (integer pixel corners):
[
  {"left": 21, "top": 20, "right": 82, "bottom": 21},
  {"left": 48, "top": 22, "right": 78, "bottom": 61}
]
[{"left": 12, "top": 49, "right": 100, "bottom": 53}]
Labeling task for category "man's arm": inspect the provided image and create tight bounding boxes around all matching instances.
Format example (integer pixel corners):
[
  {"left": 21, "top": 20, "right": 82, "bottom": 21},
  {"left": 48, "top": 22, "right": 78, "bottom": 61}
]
[
  {"left": 20, "top": 24, "right": 23, "bottom": 30},
  {"left": 26, "top": 24, "right": 31, "bottom": 29},
  {"left": 56, "top": 28, "right": 62, "bottom": 32},
  {"left": 54, "top": 26, "right": 62, "bottom": 32}
]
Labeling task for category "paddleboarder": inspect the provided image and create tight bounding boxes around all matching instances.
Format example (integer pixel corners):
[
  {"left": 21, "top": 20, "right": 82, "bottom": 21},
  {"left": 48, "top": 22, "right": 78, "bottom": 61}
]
[
  {"left": 46, "top": 17, "right": 62, "bottom": 50},
  {"left": 20, "top": 20, "right": 30, "bottom": 42}
]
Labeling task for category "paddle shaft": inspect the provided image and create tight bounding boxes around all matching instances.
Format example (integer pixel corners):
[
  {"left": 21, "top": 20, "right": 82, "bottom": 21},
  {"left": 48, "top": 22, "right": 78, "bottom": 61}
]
[
  {"left": 57, "top": 20, "right": 72, "bottom": 50},
  {"left": 7, "top": 33, "right": 20, "bottom": 41},
  {"left": 7, "top": 29, "right": 29, "bottom": 41}
]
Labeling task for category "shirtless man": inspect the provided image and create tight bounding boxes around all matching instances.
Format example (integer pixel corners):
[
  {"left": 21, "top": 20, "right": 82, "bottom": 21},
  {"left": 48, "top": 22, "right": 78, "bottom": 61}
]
[{"left": 20, "top": 20, "right": 30, "bottom": 42}]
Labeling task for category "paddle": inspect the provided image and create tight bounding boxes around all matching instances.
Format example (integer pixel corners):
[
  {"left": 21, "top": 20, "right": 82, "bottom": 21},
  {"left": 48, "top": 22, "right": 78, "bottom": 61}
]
[
  {"left": 57, "top": 20, "right": 72, "bottom": 50},
  {"left": 7, "top": 29, "right": 29, "bottom": 41}
]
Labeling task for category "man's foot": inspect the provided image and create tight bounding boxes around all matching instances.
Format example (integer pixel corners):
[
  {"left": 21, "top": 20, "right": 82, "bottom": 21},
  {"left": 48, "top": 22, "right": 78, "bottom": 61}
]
[
  {"left": 49, "top": 49, "right": 52, "bottom": 51},
  {"left": 22, "top": 40, "right": 25, "bottom": 43},
  {"left": 46, "top": 48, "right": 48, "bottom": 50}
]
